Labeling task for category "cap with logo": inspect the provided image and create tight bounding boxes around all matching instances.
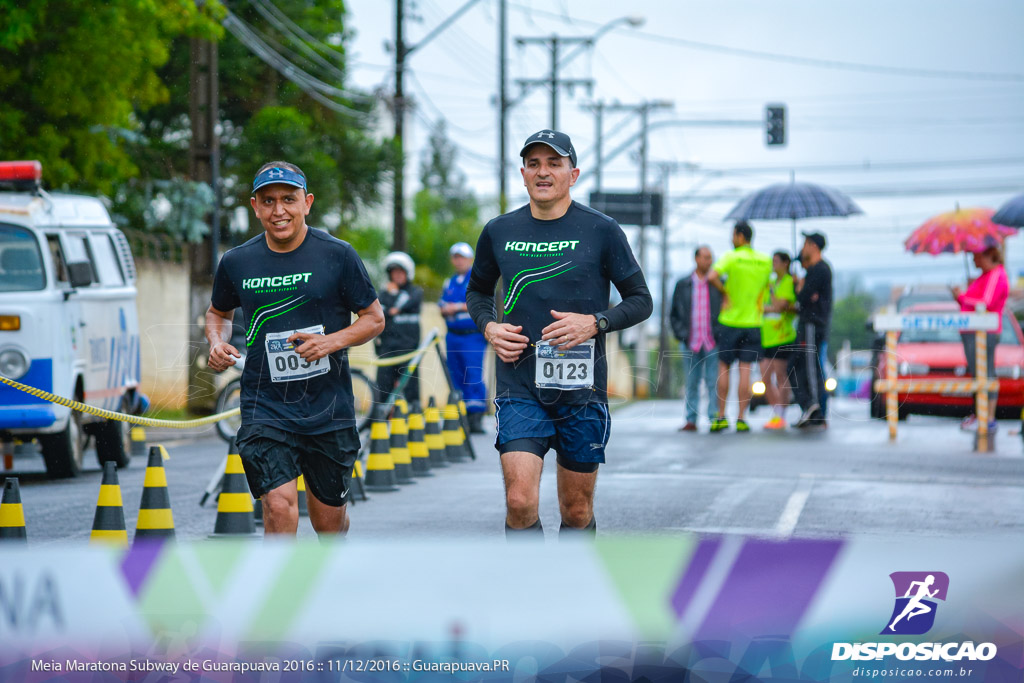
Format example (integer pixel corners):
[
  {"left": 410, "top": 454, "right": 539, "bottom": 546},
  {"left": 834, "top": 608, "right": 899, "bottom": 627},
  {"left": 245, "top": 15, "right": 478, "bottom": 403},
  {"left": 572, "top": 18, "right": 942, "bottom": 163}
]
[
  {"left": 520, "top": 130, "right": 577, "bottom": 168},
  {"left": 449, "top": 242, "right": 474, "bottom": 258},
  {"left": 802, "top": 231, "right": 827, "bottom": 250},
  {"left": 252, "top": 166, "right": 307, "bottom": 193}
]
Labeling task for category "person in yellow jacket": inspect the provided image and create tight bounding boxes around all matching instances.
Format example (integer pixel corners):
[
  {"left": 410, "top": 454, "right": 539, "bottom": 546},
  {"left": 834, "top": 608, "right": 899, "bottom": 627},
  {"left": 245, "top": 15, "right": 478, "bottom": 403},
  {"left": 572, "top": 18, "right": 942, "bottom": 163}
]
[{"left": 760, "top": 251, "right": 798, "bottom": 430}]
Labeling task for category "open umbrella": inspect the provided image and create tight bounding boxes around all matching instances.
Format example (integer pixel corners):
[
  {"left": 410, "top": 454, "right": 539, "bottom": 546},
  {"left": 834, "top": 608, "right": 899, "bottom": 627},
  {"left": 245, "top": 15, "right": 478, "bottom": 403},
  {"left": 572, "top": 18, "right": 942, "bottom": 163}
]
[
  {"left": 904, "top": 206, "right": 1016, "bottom": 277},
  {"left": 992, "top": 192, "right": 1024, "bottom": 228},
  {"left": 724, "top": 173, "right": 863, "bottom": 256}
]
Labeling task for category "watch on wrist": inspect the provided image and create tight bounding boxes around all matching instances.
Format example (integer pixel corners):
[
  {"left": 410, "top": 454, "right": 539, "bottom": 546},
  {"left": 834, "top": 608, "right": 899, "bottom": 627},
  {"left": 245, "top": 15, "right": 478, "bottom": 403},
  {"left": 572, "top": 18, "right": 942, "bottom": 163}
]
[{"left": 594, "top": 312, "right": 610, "bottom": 333}]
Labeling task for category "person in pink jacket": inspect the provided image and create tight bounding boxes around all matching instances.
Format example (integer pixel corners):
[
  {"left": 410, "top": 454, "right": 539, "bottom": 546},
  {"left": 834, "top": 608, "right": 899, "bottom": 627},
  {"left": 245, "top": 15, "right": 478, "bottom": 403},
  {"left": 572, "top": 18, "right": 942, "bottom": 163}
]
[{"left": 951, "top": 246, "right": 1008, "bottom": 431}]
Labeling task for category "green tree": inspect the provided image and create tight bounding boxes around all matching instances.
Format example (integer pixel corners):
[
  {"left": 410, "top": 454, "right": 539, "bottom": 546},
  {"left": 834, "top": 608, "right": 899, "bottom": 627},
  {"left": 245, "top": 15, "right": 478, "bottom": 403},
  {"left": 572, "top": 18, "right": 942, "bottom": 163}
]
[
  {"left": 830, "top": 290, "right": 877, "bottom": 361},
  {"left": 409, "top": 121, "right": 482, "bottom": 296},
  {"left": 0, "top": 0, "right": 222, "bottom": 194}
]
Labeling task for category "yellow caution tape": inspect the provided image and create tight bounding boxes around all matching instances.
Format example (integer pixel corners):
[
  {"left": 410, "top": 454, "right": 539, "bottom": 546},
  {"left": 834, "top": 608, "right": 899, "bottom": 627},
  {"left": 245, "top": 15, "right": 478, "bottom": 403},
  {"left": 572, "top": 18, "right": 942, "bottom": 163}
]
[
  {"left": 0, "top": 375, "right": 239, "bottom": 428},
  {"left": 365, "top": 336, "right": 441, "bottom": 367}
]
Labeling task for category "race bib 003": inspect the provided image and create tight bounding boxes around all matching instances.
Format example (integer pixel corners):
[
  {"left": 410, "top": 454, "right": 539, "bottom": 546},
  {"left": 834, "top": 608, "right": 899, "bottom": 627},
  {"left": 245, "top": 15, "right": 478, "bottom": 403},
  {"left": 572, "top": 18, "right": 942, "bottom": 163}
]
[
  {"left": 535, "top": 339, "right": 594, "bottom": 390},
  {"left": 265, "top": 325, "right": 330, "bottom": 383}
]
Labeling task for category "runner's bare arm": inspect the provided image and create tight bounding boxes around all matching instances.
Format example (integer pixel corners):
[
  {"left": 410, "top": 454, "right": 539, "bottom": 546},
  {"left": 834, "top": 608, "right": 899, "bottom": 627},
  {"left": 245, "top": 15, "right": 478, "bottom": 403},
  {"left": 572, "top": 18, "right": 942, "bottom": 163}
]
[
  {"left": 205, "top": 306, "right": 239, "bottom": 372},
  {"left": 289, "top": 299, "right": 385, "bottom": 362}
]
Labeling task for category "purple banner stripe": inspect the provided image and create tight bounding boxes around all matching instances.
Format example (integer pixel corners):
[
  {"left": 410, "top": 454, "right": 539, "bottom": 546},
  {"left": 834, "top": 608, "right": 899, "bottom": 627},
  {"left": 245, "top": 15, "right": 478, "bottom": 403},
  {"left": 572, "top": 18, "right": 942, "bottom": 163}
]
[
  {"left": 694, "top": 538, "right": 843, "bottom": 640},
  {"left": 119, "top": 540, "right": 166, "bottom": 598},
  {"left": 671, "top": 537, "right": 722, "bottom": 619}
]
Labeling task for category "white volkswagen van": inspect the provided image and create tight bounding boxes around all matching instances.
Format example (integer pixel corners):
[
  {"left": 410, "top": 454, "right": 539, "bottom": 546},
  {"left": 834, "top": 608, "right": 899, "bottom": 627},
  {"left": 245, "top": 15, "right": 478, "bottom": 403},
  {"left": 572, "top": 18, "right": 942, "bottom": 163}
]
[{"left": 0, "top": 161, "right": 144, "bottom": 478}]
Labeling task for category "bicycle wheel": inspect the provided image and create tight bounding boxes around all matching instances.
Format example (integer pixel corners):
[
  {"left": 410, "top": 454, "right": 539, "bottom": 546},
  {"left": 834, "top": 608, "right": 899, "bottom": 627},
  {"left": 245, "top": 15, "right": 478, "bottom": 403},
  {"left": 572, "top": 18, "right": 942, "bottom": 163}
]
[{"left": 215, "top": 378, "right": 243, "bottom": 443}]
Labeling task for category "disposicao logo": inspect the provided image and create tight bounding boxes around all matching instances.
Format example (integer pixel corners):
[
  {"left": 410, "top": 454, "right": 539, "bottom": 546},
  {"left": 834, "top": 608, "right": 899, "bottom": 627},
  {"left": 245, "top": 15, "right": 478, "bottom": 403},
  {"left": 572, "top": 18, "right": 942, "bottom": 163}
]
[
  {"left": 882, "top": 571, "right": 948, "bottom": 635},
  {"left": 831, "top": 571, "right": 997, "bottom": 662}
]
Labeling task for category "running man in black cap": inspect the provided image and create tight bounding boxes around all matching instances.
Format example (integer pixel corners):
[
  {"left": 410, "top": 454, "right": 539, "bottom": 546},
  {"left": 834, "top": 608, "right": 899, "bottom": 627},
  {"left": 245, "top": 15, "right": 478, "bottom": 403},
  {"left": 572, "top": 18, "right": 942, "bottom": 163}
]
[
  {"left": 466, "top": 130, "right": 653, "bottom": 538},
  {"left": 205, "top": 160, "right": 385, "bottom": 536},
  {"left": 791, "top": 231, "right": 832, "bottom": 428}
]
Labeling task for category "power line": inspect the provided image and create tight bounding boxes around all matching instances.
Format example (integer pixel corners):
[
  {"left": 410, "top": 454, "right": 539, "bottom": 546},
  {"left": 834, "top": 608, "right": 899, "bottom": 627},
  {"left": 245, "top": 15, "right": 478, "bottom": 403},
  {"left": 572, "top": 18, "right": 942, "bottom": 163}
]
[
  {"left": 247, "top": 0, "right": 353, "bottom": 86},
  {"left": 506, "top": 2, "right": 1024, "bottom": 82}
]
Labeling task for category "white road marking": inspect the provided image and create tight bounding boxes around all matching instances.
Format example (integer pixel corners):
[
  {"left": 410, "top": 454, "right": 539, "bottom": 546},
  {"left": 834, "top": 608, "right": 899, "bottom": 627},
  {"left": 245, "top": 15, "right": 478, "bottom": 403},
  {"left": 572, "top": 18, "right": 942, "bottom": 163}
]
[{"left": 774, "top": 474, "right": 815, "bottom": 538}]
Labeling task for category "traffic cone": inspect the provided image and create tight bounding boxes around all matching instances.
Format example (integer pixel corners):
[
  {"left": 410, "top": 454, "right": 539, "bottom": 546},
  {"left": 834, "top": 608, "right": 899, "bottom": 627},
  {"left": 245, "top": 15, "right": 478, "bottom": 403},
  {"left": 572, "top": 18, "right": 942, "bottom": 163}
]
[
  {"left": 0, "top": 478, "right": 27, "bottom": 542},
  {"left": 364, "top": 420, "right": 399, "bottom": 492},
  {"left": 91, "top": 462, "right": 127, "bottom": 546},
  {"left": 134, "top": 446, "right": 175, "bottom": 542},
  {"left": 454, "top": 390, "right": 476, "bottom": 460},
  {"left": 424, "top": 397, "right": 448, "bottom": 468},
  {"left": 210, "top": 438, "right": 257, "bottom": 537},
  {"left": 130, "top": 427, "right": 147, "bottom": 457},
  {"left": 407, "top": 406, "right": 432, "bottom": 477},
  {"left": 390, "top": 405, "right": 415, "bottom": 484},
  {"left": 296, "top": 475, "right": 309, "bottom": 516},
  {"left": 443, "top": 399, "right": 469, "bottom": 462},
  {"left": 351, "top": 459, "right": 368, "bottom": 502}
]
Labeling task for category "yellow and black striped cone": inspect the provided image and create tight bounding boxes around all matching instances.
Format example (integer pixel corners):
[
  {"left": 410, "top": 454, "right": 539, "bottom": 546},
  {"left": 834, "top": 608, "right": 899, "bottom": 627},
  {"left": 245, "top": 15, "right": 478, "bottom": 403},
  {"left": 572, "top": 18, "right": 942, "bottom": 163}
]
[
  {"left": 443, "top": 399, "right": 469, "bottom": 462},
  {"left": 134, "top": 446, "right": 175, "bottom": 542},
  {"left": 91, "top": 461, "right": 127, "bottom": 546},
  {"left": 211, "top": 439, "right": 257, "bottom": 537},
  {"left": 296, "top": 475, "right": 309, "bottom": 516},
  {"left": 424, "top": 397, "right": 448, "bottom": 468},
  {"left": 0, "top": 477, "right": 27, "bottom": 542},
  {"left": 130, "top": 426, "right": 147, "bottom": 457},
  {"left": 407, "top": 407, "right": 433, "bottom": 477},
  {"left": 389, "top": 405, "right": 415, "bottom": 484},
  {"left": 350, "top": 458, "right": 368, "bottom": 502},
  {"left": 364, "top": 419, "right": 399, "bottom": 491}
]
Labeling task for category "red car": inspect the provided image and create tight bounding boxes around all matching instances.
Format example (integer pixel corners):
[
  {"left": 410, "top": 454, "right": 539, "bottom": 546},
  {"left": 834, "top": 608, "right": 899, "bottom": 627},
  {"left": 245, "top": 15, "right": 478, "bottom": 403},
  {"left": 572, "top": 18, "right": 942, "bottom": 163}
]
[{"left": 870, "top": 302, "right": 1024, "bottom": 419}]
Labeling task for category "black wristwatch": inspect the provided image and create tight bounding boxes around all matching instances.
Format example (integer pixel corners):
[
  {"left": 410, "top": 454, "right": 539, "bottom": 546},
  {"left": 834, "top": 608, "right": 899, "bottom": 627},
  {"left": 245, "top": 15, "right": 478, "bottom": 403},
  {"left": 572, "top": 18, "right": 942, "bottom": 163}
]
[{"left": 594, "top": 312, "right": 611, "bottom": 333}]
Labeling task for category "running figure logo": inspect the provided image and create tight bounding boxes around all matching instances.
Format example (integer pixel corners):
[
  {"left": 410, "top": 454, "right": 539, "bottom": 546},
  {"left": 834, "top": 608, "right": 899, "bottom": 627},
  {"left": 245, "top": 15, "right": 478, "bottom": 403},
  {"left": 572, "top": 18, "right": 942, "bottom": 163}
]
[{"left": 881, "top": 572, "right": 949, "bottom": 635}]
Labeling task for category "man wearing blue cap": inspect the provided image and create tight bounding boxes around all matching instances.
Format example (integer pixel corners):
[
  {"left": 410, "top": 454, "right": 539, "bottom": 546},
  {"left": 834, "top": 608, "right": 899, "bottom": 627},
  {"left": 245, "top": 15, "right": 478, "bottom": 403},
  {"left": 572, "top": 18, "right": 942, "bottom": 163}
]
[
  {"left": 205, "top": 161, "right": 385, "bottom": 537},
  {"left": 466, "top": 130, "right": 653, "bottom": 539},
  {"left": 440, "top": 241, "right": 488, "bottom": 433}
]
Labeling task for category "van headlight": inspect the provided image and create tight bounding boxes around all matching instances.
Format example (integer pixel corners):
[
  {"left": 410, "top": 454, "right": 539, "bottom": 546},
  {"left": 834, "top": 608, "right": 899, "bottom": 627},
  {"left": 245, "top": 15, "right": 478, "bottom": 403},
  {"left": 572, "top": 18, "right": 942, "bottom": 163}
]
[
  {"left": 825, "top": 377, "right": 838, "bottom": 392},
  {"left": 898, "top": 361, "right": 929, "bottom": 375},
  {"left": 0, "top": 348, "right": 29, "bottom": 380},
  {"left": 752, "top": 381, "right": 766, "bottom": 396}
]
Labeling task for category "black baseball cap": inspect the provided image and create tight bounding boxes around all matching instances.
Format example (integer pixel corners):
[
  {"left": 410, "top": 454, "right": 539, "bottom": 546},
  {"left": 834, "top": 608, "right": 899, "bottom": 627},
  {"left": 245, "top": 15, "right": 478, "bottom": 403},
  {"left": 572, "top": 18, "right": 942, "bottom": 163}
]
[
  {"left": 802, "top": 231, "right": 827, "bottom": 250},
  {"left": 520, "top": 130, "right": 577, "bottom": 168}
]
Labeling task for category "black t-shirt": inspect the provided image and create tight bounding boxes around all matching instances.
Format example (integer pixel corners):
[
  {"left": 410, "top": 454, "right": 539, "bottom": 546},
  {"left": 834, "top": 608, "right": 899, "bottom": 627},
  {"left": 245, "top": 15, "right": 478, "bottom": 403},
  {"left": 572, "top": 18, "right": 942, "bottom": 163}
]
[
  {"left": 798, "top": 259, "right": 833, "bottom": 330},
  {"left": 211, "top": 228, "right": 378, "bottom": 433},
  {"left": 468, "top": 201, "right": 641, "bottom": 404}
]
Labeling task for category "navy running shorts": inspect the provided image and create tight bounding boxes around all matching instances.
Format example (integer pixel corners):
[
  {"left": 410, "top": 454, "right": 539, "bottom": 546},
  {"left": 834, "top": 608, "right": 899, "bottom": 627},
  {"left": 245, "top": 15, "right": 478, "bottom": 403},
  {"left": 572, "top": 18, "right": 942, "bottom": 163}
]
[
  {"left": 716, "top": 325, "right": 762, "bottom": 365},
  {"left": 235, "top": 424, "right": 359, "bottom": 506},
  {"left": 494, "top": 397, "right": 611, "bottom": 472}
]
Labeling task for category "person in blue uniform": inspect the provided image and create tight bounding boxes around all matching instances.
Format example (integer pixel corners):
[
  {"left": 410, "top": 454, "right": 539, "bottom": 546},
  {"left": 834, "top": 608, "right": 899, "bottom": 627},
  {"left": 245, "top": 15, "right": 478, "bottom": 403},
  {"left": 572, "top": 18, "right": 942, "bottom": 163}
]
[{"left": 440, "top": 242, "right": 488, "bottom": 433}]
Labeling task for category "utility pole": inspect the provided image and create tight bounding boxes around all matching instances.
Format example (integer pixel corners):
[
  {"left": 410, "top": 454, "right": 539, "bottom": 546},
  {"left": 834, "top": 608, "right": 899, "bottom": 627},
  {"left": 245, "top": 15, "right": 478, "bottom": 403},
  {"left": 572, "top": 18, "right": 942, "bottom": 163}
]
[
  {"left": 497, "top": 0, "right": 507, "bottom": 214},
  {"left": 514, "top": 35, "right": 593, "bottom": 129},
  {"left": 188, "top": 36, "right": 220, "bottom": 410},
  {"left": 604, "top": 100, "right": 672, "bottom": 398},
  {"left": 585, "top": 101, "right": 606, "bottom": 191},
  {"left": 655, "top": 163, "right": 673, "bottom": 399},
  {"left": 392, "top": 0, "right": 408, "bottom": 251}
]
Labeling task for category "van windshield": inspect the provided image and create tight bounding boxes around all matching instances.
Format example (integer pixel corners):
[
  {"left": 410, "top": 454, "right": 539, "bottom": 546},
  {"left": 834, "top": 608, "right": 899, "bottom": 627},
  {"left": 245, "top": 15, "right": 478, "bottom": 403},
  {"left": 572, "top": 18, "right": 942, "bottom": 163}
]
[{"left": 0, "top": 224, "right": 45, "bottom": 292}]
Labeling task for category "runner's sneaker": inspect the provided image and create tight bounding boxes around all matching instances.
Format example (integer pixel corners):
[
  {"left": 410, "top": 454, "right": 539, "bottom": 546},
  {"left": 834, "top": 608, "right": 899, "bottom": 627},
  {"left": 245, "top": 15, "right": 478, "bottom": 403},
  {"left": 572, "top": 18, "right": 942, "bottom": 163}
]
[
  {"left": 735, "top": 419, "right": 750, "bottom": 433},
  {"left": 794, "top": 404, "right": 821, "bottom": 429},
  {"left": 710, "top": 416, "right": 729, "bottom": 433},
  {"left": 764, "top": 416, "right": 787, "bottom": 430},
  {"left": 959, "top": 415, "right": 978, "bottom": 431}
]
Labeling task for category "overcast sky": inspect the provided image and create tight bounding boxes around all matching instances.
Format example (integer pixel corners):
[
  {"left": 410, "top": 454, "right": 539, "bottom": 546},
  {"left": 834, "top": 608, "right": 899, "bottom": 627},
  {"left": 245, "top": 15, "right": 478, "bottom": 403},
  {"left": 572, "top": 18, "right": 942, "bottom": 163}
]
[{"left": 339, "top": 0, "right": 1024, "bottom": 293}]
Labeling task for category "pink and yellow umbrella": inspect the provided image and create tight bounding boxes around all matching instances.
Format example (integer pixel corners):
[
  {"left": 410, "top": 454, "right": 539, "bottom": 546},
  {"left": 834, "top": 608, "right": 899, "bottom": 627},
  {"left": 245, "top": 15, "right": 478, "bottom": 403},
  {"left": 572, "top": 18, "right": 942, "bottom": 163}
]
[{"left": 904, "top": 206, "right": 1016, "bottom": 255}]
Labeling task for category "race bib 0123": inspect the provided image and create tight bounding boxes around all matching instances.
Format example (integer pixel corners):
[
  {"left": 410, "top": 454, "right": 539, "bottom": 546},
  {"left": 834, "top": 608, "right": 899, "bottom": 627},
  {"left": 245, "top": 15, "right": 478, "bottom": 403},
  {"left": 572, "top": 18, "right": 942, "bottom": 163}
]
[
  {"left": 265, "top": 325, "right": 330, "bottom": 382},
  {"left": 535, "top": 339, "right": 594, "bottom": 390}
]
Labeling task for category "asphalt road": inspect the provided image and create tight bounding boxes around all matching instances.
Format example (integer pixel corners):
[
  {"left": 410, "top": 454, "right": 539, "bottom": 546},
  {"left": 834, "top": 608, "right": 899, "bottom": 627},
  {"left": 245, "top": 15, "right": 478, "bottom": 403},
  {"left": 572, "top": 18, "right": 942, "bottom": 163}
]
[{"left": 5, "top": 397, "right": 1023, "bottom": 543}]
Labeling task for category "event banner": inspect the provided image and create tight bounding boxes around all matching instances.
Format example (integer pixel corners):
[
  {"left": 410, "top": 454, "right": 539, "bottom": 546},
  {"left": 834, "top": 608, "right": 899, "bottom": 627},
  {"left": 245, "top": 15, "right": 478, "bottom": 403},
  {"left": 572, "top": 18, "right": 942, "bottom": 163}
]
[{"left": 0, "top": 535, "right": 1021, "bottom": 682}]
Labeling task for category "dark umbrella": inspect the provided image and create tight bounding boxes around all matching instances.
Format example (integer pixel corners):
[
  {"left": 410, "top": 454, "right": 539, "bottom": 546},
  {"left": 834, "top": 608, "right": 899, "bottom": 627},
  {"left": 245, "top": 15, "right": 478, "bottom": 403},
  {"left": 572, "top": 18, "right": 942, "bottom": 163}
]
[
  {"left": 724, "top": 173, "right": 863, "bottom": 256},
  {"left": 992, "top": 192, "right": 1024, "bottom": 228}
]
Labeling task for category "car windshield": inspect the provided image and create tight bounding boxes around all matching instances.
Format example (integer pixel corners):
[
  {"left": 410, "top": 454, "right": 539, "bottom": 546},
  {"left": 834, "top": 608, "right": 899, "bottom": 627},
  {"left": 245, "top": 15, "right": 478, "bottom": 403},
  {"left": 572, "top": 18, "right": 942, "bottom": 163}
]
[
  {"left": 0, "top": 223, "right": 45, "bottom": 292},
  {"left": 900, "top": 312, "right": 1019, "bottom": 346}
]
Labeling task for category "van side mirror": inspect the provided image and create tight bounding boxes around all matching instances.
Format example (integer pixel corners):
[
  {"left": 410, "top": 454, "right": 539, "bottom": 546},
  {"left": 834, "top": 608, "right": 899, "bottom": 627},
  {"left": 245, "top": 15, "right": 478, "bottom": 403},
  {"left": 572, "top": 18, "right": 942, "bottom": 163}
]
[{"left": 67, "top": 261, "right": 94, "bottom": 288}]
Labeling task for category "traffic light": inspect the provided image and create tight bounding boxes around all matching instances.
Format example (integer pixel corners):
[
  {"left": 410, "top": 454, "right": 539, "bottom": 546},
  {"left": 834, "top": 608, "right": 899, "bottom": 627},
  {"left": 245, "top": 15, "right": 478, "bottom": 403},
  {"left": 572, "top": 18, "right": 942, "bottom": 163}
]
[{"left": 766, "top": 104, "right": 786, "bottom": 146}]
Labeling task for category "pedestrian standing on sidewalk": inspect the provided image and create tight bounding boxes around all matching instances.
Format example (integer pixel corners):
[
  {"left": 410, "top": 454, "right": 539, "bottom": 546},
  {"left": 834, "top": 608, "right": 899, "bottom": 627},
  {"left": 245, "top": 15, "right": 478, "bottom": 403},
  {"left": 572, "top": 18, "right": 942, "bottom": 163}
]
[
  {"left": 760, "top": 251, "right": 798, "bottom": 430},
  {"left": 791, "top": 232, "right": 833, "bottom": 429},
  {"left": 440, "top": 241, "right": 489, "bottom": 433},
  {"left": 952, "top": 245, "right": 1008, "bottom": 432},
  {"left": 670, "top": 246, "right": 721, "bottom": 432}
]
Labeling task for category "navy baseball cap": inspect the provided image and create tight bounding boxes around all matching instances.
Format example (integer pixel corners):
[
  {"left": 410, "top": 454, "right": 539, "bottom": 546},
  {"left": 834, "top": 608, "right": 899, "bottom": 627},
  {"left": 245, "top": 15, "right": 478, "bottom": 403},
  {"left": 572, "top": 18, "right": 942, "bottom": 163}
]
[
  {"left": 802, "top": 231, "right": 827, "bottom": 250},
  {"left": 520, "top": 130, "right": 577, "bottom": 168},
  {"left": 252, "top": 166, "right": 307, "bottom": 193}
]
